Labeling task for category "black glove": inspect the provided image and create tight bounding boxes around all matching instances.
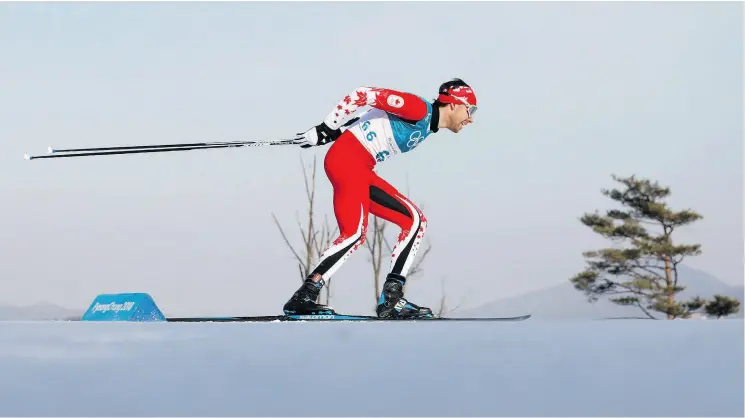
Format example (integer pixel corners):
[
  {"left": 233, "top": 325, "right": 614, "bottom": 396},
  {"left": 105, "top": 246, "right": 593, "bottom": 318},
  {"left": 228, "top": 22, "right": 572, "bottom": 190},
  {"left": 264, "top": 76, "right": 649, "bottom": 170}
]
[
  {"left": 294, "top": 122, "right": 341, "bottom": 148},
  {"left": 293, "top": 117, "right": 360, "bottom": 148}
]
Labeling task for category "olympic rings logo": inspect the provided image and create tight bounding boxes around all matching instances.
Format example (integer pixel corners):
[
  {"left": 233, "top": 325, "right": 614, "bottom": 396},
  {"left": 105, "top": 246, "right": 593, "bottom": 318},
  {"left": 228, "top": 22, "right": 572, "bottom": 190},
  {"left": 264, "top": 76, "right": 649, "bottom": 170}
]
[{"left": 407, "top": 130, "right": 423, "bottom": 150}]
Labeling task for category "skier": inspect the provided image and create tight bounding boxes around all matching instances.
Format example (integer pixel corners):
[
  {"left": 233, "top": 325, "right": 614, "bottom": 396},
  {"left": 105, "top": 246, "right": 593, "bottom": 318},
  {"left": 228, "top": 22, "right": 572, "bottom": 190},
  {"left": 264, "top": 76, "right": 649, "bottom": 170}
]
[{"left": 284, "top": 78, "right": 478, "bottom": 318}]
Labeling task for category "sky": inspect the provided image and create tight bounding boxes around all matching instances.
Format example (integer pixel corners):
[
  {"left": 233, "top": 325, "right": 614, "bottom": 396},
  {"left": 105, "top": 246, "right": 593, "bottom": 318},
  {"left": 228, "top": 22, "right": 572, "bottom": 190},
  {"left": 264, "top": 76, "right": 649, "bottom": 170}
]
[{"left": 1, "top": 2, "right": 742, "bottom": 317}]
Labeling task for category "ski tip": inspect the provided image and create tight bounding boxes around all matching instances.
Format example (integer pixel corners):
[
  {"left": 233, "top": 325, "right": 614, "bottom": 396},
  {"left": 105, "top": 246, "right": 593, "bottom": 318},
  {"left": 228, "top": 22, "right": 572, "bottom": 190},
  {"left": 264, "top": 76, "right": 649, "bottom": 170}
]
[
  {"left": 47, "top": 146, "right": 55, "bottom": 154},
  {"left": 23, "top": 153, "right": 32, "bottom": 161}
]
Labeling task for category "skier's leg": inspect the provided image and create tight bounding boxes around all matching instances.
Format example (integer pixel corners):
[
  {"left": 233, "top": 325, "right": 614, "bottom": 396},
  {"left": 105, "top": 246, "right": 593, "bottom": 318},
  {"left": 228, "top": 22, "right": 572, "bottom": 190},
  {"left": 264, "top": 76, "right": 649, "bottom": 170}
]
[
  {"left": 283, "top": 133, "right": 373, "bottom": 315},
  {"left": 282, "top": 188, "right": 368, "bottom": 315},
  {"left": 309, "top": 184, "right": 369, "bottom": 280},
  {"left": 369, "top": 183, "right": 427, "bottom": 278},
  {"left": 368, "top": 176, "right": 432, "bottom": 318},
  {"left": 309, "top": 134, "right": 373, "bottom": 281}
]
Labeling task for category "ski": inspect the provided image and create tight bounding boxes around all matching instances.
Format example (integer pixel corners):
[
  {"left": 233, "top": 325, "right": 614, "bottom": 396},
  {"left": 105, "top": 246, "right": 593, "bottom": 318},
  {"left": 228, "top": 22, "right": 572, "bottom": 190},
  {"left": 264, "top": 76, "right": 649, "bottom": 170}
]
[{"left": 165, "top": 313, "right": 531, "bottom": 322}]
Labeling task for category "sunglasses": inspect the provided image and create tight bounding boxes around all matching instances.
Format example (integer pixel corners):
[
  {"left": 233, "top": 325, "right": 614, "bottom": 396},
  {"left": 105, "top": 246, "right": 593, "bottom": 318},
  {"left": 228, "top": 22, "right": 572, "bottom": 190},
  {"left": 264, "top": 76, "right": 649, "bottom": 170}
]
[{"left": 447, "top": 94, "right": 478, "bottom": 117}]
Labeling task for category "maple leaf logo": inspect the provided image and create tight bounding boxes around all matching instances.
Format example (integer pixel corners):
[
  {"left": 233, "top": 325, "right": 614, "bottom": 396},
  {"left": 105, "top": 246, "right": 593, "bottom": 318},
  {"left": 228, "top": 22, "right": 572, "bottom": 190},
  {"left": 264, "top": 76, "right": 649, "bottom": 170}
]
[{"left": 353, "top": 90, "right": 368, "bottom": 107}]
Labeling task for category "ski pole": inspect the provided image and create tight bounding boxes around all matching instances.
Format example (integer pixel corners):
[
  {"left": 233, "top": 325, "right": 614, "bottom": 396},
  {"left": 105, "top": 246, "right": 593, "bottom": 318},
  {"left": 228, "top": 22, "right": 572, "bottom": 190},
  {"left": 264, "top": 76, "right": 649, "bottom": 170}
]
[
  {"left": 24, "top": 139, "right": 299, "bottom": 160},
  {"left": 46, "top": 140, "right": 260, "bottom": 154}
]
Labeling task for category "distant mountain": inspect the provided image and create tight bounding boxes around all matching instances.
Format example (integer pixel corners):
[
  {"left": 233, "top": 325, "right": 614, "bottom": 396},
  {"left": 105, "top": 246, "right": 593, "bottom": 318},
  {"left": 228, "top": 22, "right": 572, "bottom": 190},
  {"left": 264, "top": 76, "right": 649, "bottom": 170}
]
[
  {"left": 456, "top": 265, "right": 744, "bottom": 320},
  {"left": 0, "top": 302, "right": 83, "bottom": 321}
]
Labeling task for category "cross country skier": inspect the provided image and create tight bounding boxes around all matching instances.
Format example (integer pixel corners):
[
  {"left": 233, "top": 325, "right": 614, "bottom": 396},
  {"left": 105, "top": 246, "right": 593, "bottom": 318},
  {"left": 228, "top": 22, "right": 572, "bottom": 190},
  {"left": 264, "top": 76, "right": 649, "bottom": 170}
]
[{"left": 283, "top": 78, "right": 478, "bottom": 318}]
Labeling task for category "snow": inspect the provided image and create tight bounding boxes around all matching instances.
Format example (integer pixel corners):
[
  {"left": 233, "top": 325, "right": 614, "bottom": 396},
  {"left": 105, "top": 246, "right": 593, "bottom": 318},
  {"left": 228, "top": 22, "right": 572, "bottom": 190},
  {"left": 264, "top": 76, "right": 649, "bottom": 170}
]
[{"left": 0, "top": 319, "right": 742, "bottom": 416}]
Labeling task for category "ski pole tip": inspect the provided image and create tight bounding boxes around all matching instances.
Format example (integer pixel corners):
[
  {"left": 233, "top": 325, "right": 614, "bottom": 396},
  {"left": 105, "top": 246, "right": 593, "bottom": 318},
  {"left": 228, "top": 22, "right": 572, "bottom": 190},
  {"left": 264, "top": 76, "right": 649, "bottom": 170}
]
[
  {"left": 23, "top": 153, "right": 32, "bottom": 160},
  {"left": 47, "top": 146, "right": 55, "bottom": 154}
]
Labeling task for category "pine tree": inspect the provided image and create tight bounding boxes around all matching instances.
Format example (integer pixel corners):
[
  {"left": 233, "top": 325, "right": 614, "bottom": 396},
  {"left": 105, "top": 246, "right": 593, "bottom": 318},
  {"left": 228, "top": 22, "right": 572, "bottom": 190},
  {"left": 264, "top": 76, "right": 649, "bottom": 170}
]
[
  {"left": 569, "top": 174, "right": 733, "bottom": 319},
  {"left": 704, "top": 295, "right": 741, "bottom": 319}
]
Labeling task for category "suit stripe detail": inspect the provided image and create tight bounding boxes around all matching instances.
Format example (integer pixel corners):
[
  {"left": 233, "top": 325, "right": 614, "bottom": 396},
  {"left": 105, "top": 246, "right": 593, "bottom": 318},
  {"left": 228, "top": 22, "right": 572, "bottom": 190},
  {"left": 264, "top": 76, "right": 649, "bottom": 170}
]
[
  {"left": 370, "top": 185, "right": 411, "bottom": 217},
  {"left": 389, "top": 196, "right": 425, "bottom": 277},
  {"left": 311, "top": 204, "right": 366, "bottom": 280}
]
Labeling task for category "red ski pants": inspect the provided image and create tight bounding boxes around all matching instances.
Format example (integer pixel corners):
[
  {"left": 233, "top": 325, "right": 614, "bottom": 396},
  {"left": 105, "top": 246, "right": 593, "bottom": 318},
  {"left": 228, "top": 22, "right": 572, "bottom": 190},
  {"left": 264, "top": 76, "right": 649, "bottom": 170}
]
[{"left": 309, "top": 131, "right": 427, "bottom": 281}]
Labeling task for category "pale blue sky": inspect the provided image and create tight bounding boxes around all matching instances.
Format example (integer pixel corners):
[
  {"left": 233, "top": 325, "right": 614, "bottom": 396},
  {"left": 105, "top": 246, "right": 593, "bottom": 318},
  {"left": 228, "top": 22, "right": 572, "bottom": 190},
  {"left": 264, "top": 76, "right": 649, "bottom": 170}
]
[{"left": 1, "top": 2, "right": 742, "bottom": 317}]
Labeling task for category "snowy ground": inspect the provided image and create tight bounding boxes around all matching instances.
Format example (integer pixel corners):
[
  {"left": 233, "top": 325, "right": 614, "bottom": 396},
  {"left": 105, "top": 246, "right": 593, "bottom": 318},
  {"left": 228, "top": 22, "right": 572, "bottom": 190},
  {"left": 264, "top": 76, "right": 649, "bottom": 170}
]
[{"left": 0, "top": 319, "right": 741, "bottom": 417}]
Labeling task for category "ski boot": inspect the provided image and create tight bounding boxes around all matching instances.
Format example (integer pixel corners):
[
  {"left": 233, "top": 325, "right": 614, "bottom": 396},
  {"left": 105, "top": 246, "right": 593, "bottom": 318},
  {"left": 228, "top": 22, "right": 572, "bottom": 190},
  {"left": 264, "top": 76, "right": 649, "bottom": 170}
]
[
  {"left": 283, "top": 275, "right": 336, "bottom": 315},
  {"left": 376, "top": 273, "right": 433, "bottom": 319}
]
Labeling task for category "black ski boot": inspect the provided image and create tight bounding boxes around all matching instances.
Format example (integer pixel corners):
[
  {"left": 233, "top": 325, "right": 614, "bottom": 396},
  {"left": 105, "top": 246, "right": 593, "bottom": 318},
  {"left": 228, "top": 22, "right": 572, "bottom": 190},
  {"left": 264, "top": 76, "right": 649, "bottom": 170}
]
[
  {"left": 376, "top": 273, "right": 433, "bottom": 319},
  {"left": 283, "top": 276, "right": 335, "bottom": 315}
]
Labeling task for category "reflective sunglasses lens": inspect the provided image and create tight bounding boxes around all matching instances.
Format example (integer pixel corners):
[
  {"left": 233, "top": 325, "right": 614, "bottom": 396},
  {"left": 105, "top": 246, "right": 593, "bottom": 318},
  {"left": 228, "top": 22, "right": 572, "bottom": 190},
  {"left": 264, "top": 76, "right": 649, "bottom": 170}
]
[{"left": 469, "top": 106, "right": 477, "bottom": 117}]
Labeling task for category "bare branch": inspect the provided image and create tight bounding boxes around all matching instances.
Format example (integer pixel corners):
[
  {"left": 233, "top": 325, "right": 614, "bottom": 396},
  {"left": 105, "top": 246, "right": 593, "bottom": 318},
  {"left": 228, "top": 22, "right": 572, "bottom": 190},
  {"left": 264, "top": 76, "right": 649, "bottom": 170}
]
[
  {"left": 435, "top": 277, "right": 468, "bottom": 317},
  {"left": 271, "top": 212, "right": 305, "bottom": 269},
  {"left": 436, "top": 279, "right": 448, "bottom": 316}
]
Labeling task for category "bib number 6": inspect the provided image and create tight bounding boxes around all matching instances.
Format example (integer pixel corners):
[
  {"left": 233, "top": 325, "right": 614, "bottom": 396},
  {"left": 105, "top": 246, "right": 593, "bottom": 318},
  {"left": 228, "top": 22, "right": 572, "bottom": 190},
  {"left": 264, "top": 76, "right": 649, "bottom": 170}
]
[{"left": 361, "top": 120, "right": 377, "bottom": 142}]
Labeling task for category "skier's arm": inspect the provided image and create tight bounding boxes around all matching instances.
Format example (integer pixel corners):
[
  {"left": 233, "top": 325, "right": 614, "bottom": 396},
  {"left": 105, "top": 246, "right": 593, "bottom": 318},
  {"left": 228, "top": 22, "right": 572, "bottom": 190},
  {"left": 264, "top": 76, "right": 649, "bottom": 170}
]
[
  {"left": 294, "top": 86, "right": 428, "bottom": 148},
  {"left": 323, "top": 86, "right": 429, "bottom": 129}
]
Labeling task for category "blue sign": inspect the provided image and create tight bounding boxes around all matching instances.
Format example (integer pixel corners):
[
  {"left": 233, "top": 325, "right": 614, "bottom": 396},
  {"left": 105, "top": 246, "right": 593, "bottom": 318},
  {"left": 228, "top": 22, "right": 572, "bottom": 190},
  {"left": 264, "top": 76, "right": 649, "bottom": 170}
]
[{"left": 81, "top": 293, "right": 166, "bottom": 322}]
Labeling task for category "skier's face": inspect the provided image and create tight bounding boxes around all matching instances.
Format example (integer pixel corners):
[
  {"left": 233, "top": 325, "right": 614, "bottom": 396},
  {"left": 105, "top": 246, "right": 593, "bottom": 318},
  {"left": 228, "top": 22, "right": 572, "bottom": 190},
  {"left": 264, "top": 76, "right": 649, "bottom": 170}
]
[{"left": 449, "top": 103, "right": 474, "bottom": 133}]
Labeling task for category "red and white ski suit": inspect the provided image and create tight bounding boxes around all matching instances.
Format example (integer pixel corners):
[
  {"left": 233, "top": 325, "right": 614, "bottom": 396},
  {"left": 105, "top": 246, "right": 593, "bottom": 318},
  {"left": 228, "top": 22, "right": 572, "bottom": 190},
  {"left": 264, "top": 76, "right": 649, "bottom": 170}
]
[{"left": 308, "top": 86, "right": 437, "bottom": 282}]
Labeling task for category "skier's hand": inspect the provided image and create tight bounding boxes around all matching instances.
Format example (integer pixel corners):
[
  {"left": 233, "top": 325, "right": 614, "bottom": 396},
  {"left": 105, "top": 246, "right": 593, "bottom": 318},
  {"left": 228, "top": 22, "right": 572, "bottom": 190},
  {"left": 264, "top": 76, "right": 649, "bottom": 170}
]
[
  {"left": 293, "top": 117, "right": 360, "bottom": 148},
  {"left": 294, "top": 122, "right": 341, "bottom": 148}
]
